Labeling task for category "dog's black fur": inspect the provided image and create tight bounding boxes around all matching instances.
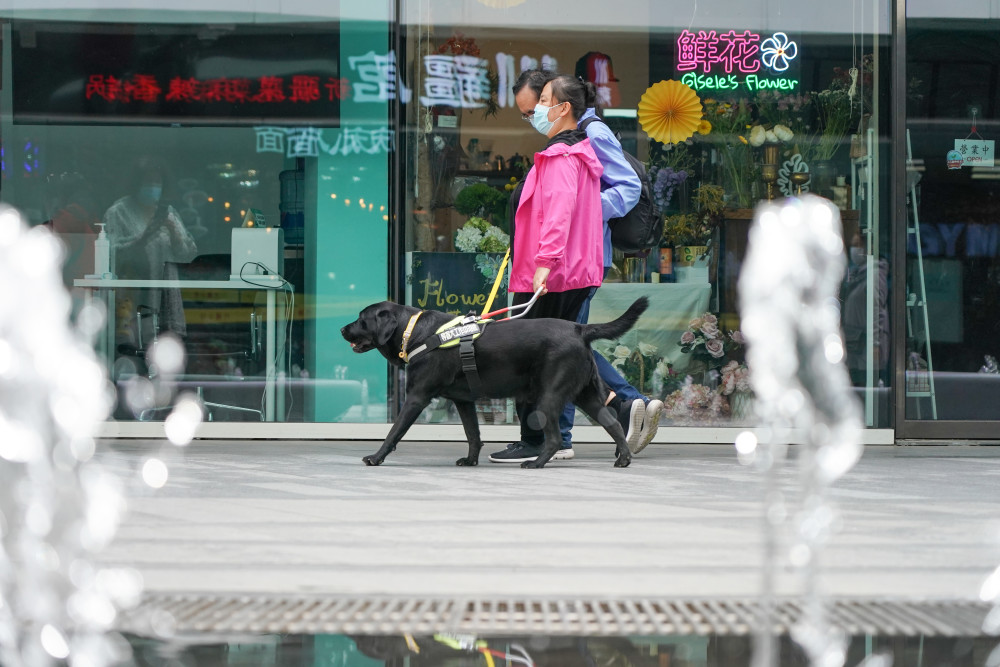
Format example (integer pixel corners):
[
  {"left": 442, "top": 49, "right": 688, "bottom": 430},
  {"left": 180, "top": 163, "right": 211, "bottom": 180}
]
[{"left": 341, "top": 297, "right": 649, "bottom": 468}]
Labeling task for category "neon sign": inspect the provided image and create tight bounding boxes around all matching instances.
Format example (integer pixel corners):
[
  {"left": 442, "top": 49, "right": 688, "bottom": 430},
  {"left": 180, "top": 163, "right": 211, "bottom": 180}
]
[
  {"left": 676, "top": 30, "right": 800, "bottom": 93},
  {"left": 85, "top": 74, "right": 351, "bottom": 104}
]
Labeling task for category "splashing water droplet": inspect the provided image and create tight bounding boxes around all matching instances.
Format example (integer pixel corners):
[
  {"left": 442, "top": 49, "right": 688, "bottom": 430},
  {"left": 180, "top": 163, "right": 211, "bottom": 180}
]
[{"left": 142, "top": 459, "right": 169, "bottom": 489}]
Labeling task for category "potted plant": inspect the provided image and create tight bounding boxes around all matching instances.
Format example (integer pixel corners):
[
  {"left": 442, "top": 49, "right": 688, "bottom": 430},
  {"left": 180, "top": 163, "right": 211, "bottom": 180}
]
[{"left": 661, "top": 184, "right": 725, "bottom": 277}]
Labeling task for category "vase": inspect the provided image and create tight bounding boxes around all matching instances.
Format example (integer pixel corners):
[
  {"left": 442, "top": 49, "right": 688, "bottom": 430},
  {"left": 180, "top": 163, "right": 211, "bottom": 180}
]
[
  {"left": 729, "top": 390, "right": 755, "bottom": 422},
  {"left": 811, "top": 159, "right": 836, "bottom": 199},
  {"left": 622, "top": 256, "right": 647, "bottom": 283},
  {"left": 674, "top": 245, "right": 709, "bottom": 267},
  {"left": 674, "top": 245, "right": 710, "bottom": 283}
]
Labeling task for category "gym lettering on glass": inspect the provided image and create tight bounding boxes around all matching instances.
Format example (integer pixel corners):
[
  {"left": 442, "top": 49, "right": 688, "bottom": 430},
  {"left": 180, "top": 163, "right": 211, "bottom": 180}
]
[
  {"left": 676, "top": 29, "right": 800, "bottom": 93},
  {"left": 912, "top": 223, "right": 1000, "bottom": 258}
]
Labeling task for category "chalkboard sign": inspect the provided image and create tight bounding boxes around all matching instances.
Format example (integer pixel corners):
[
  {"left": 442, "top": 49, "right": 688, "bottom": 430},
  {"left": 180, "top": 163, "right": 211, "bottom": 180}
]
[
  {"left": 12, "top": 20, "right": 341, "bottom": 126},
  {"left": 406, "top": 252, "right": 507, "bottom": 316}
]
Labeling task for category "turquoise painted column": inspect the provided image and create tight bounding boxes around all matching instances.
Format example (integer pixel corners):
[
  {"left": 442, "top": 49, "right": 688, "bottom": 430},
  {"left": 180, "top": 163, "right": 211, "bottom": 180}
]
[{"left": 305, "top": 10, "right": 392, "bottom": 422}]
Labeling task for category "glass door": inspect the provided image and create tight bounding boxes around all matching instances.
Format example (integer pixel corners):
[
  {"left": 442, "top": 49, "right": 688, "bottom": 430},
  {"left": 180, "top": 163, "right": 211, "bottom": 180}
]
[{"left": 899, "top": 3, "right": 1000, "bottom": 436}]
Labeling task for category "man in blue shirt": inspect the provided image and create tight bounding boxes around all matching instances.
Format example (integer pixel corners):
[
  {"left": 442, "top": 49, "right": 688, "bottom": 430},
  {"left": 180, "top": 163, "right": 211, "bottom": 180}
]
[{"left": 489, "top": 69, "right": 664, "bottom": 464}]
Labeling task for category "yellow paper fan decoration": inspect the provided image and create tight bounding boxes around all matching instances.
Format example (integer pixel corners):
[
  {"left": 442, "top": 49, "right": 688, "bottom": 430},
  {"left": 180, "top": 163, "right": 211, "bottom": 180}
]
[{"left": 637, "top": 80, "right": 703, "bottom": 144}]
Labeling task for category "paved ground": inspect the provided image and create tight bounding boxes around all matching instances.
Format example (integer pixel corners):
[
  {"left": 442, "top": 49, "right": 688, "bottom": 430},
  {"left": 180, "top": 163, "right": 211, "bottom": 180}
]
[{"left": 92, "top": 440, "right": 1000, "bottom": 603}]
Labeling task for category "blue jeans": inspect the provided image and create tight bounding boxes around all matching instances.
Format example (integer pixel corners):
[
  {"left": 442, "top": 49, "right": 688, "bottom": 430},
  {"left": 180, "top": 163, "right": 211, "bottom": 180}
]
[{"left": 559, "top": 280, "right": 646, "bottom": 447}]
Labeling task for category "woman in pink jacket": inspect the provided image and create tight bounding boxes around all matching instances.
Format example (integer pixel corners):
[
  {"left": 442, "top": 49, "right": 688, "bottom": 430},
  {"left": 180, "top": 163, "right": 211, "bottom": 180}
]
[{"left": 492, "top": 74, "right": 605, "bottom": 463}]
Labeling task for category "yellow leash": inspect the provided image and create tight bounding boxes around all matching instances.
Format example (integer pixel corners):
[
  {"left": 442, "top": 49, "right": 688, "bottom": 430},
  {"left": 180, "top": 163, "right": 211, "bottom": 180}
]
[{"left": 480, "top": 247, "right": 510, "bottom": 317}]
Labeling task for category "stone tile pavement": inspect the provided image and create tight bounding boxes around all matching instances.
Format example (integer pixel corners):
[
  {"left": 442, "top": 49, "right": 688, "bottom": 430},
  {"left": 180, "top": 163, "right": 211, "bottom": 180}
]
[{"left": 92, "top": 440, "right": 1000, "bottom": 603}]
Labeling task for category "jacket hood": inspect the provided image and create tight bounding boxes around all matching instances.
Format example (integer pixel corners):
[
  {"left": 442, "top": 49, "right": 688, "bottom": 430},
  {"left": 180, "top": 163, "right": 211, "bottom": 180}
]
[{"left": 536, "top": 129, "right": 603, "bottom": 180}]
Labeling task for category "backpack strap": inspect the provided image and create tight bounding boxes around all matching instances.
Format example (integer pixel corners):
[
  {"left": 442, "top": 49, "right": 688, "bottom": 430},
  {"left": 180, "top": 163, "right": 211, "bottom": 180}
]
[{"left": 579, "top": 115, "right": 623, "bottom": 141}]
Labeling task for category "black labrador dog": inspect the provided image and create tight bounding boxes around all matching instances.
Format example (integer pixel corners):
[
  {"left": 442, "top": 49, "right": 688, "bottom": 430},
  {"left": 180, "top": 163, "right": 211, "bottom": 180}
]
[{"left": 341, "top": 297, "right": 648, "bottom": 468}]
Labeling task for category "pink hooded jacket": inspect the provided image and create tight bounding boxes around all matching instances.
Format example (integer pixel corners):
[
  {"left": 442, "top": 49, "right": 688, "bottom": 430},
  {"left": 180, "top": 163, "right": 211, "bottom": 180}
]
[{"left": 510, "top": 136, "right": 605, "bottom": 294}]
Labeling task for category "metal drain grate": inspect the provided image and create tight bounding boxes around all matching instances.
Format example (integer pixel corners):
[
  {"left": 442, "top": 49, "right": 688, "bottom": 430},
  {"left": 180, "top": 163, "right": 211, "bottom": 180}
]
[{"left": 117, "top": 595, "right": 992, "bottom": 638}]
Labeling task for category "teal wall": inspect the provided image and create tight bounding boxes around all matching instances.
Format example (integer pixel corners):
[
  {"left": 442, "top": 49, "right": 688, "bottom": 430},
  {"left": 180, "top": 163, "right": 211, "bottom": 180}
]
[{"left": 305, "top": 11, "right": 391, "bottom": 422}]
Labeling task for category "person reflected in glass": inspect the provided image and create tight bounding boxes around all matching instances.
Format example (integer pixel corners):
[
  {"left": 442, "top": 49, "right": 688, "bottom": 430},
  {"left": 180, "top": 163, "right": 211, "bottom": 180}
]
[
  {"left": 488, "top": 75, "right": 606, "bottom": 464},
  {"left": 103, "top": 156, "right": 197, "bottom": 345},
  {"left": 497, "top": 69, "right": 664, "bottom": 461},
  {"left": 843, "top": 232, "right": 889, "bottom": 386}
]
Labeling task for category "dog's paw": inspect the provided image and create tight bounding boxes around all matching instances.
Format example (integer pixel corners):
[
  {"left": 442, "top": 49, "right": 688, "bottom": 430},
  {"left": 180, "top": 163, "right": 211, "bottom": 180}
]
[
  {"left": 455, "top": 457, "right": 479, "bottom": 466},
  {"left": 520, "top": 460, "right": 545, "bottom": 469},
  {"left": 614, "top": 455, "right": 632, "bottom": 468},
  {"left": 362, "top": 455, "right": 383, "bottom": 466}
]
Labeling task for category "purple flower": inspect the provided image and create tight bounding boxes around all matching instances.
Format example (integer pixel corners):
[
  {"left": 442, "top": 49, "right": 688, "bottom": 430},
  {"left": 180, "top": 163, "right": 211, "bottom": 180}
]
[
  {"left": 680, "top": 331, "right": 696, "bottom": 345},
  {"left": 706, "top": 339, "right": 726, "bottom": 358}
]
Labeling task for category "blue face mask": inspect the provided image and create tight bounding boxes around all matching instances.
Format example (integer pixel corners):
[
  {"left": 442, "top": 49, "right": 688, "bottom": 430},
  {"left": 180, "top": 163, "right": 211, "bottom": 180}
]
[
  {"left": 530, "top": 101, "right": 565, "bottom": 136},
  {"left": 138, "top": 185, "right": 162, "bottom": 205}
]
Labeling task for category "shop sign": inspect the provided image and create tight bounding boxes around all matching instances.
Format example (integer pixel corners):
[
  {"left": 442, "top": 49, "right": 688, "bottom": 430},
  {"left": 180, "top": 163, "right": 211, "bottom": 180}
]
[
  {"left": 409, "top": 252, "right": 505, "bottom": 315},
  {"left": 254, "top": 126, "right": 394, "bottom": 158},
  {"left": 676, "top": 29, "right": 800, "bottom": 93},
  {"left": 952, "top": 139, "right": 994, "bottom": 167},
  {"left": 946, "top": 149, "right": 964, "bottom": 169}
]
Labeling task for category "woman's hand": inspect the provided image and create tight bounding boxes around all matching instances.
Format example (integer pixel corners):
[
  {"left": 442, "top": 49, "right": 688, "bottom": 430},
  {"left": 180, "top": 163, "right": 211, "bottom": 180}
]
[{"left": 532, "top": 267, "right": 550, "bottom": 295}]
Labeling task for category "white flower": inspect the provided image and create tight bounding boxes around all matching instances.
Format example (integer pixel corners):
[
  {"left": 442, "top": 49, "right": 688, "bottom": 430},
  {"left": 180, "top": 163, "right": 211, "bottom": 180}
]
[
  {"left": 637, "top": 342, "right": 657, "bottom": 356},
  {"left": 761, "top": 32, "right": 798, "bottom": 72},
  {"left": 765, "top": 129, "right": 778, "bottom": 144},
  {"left": 454, "top": 226, "right": 483, "bottom": 253},
  {"left": 774, "top": 124, "right": 794, "bottom": 142},
  {"left": 613, "top": 345, "right": 631, "bottom": 360},
  {"left": 483, "top": 226, "right": 510, "bottom": 247},
  {"left": 749, "top": 125, "right": 766, "bottom": 147}
]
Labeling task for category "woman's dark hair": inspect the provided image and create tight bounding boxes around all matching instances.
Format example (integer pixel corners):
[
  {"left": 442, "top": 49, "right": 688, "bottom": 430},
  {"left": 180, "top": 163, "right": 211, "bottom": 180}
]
[
  {"left": 128, "top": 155, "right": 174, "bottom": 199},
  {"left": 547, "top": 75, "right": 593, "bottom": 120}
]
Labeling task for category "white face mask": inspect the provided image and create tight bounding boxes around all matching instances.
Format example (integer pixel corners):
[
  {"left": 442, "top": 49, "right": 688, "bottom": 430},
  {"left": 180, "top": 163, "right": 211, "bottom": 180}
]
[{"left": 530, "top": 101, "right": 566, "bottom": 136}]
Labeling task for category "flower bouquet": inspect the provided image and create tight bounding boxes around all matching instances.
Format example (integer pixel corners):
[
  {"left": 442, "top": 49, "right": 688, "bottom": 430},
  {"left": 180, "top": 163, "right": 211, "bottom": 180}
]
[
  {"left": 597, "top": 341, "right": 684, "bottom": 398},
  {"left": 454, "top": 216, "right": 510, "bottom": 289},
  {"left": 660, "top": 184, "right": 726, "bottom": 251},
  {"left": 717, "top": 359, "right": 751, "bottom": 396},
  {"left": 455, "top": 216, "right": 509, "bottom": 253},
  {"left": 663, "top": 377, "right": 731, "bottom": 424},
  {"left": 678, "top": 312, "right": 745, "bottom": 371}
]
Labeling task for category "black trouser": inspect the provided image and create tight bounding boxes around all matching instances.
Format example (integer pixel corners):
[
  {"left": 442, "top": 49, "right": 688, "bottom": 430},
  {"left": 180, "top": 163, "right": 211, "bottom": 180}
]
[{"left": 511, "top": 287, "right": 591, "bottom": 445}]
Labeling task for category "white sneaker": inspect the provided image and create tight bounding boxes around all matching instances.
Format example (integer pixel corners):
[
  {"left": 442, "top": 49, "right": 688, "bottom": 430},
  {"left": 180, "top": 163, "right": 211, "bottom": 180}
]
[
  {"left": 632, "top": 399, "right": 664, "bottom": 454},
  {"left": 552, "top": 448, "right": 575, "bottom": 460},
  {"left": 617, "top": 398, "right": 646, "bottom": 451}
]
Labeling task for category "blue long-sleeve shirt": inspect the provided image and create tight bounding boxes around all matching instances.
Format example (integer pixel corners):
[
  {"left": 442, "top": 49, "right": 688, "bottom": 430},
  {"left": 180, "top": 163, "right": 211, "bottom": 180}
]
[{"left": 579, "top": 108, "right": 642, "bottom": 268}]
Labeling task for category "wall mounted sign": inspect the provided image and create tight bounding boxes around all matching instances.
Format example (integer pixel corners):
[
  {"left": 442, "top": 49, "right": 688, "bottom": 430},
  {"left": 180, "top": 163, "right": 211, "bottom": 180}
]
[
  {"left": 12, "top": 20, "right": 340, "bottom": 126},
  {"left": 952, "top": 139, "right": 994, "bottom": 167},
  {"left": 676, "top": 29, "right": 800, "bottom": 93}
]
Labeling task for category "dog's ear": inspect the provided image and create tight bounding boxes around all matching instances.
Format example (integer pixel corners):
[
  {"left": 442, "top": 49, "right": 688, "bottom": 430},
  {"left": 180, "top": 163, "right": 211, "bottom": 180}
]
[{"left": 375, "top": 308, "right": 397, "bottom": 347}]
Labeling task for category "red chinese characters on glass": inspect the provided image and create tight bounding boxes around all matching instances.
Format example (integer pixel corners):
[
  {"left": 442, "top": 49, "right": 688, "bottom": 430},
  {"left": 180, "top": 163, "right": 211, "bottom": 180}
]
[{"left": 85, "top": 74, "right": 348, "bottom": 104}]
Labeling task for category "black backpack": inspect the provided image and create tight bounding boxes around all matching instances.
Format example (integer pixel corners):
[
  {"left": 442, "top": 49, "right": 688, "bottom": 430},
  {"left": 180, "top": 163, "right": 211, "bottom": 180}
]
[{"left": 579, "top": 116, "right": 662, "bottom": 253}]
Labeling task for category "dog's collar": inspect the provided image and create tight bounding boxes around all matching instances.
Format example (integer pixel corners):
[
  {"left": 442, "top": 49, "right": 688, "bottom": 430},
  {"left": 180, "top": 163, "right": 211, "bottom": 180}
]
[{"left": 399, "top": 311, "right": 423, "bottom": 361}]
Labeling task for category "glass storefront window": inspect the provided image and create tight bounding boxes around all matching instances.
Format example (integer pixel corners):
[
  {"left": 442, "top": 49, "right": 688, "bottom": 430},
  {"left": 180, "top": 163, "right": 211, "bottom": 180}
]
[
  {"left": 1, "top": 9, "right": 395, "bottom": 424},
  {"left": 399, "top": 0, "right": 892, "bottom": 430},
  {"left": 904, "top": 5, "right": 1000, "bottom": 426},
  {"left": 2, "top": 1, "right": 896, "bottom": 433}
]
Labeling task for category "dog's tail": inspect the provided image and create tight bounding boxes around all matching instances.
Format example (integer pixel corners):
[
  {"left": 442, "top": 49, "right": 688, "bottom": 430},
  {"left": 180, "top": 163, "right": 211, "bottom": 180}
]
[{"left": 581, "top": 297, "right": 649, "bottom": 345}]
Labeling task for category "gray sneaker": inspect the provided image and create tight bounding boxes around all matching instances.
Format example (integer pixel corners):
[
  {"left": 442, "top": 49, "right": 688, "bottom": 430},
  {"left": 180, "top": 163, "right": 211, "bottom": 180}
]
[
  {"left": 632, "top": 399, "right": 664, "bottom": 454},
  {"left": 617, "top": 399, "right": 646, "bottom": 451}
]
